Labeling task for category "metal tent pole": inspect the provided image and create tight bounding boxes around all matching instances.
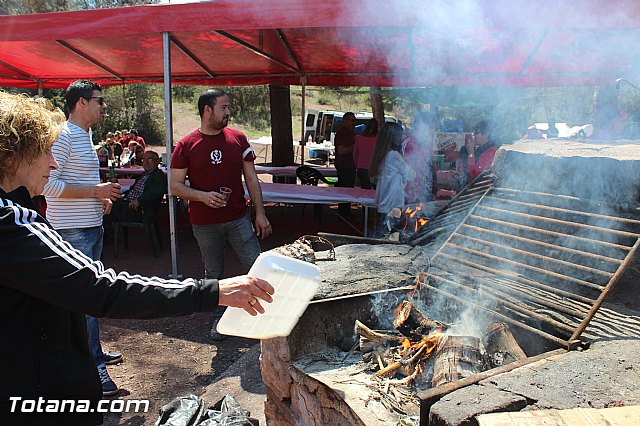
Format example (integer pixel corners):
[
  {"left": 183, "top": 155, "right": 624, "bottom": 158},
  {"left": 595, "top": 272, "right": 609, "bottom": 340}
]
[
  {"left": 163, "top": 32, "right": 180, "bottom": 279},
  {"left": 300, "top": 76, "right": 306, "bottom": 165}
]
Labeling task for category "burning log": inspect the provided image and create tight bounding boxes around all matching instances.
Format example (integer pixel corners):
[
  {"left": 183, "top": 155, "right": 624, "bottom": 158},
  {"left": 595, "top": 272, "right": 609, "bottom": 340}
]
[
  {"left": 393, "top": 301, "right": 449, "bottom": 339},
  {"left": 354, "top": 320, "right": 404, "bottom": 346},
  {"left": 431, "top": 335, "right": 483, "bottom": 388},
  {"left": 483, "top": 322, "right": 527, "bottom": 368},
  {"left": 354, "top": 320, "right": 403, "bottom": 363}
]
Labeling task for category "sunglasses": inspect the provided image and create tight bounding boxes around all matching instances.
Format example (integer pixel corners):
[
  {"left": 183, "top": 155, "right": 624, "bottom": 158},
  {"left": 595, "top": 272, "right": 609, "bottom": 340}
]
[{"left": 85, "top": 96, "right": 105, "bottom": 105}]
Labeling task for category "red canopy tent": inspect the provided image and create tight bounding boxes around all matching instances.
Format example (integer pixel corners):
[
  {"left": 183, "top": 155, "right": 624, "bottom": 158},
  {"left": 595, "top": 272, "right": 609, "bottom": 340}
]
[
  {"left": 2, "top": 0, "right": 639, "bottom": 275},
  {"left": 1, "top": 0, "right": 639, "bottom": 89}
]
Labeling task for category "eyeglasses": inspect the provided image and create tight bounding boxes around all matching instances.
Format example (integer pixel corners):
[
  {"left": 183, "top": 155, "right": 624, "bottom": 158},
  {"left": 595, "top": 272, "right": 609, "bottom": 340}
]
[
  {"left": 85, "top": 96, "right": 105, "bottom": 105},
  {"left": 141, "top": 157, "right": 156, "bottom": 162}
]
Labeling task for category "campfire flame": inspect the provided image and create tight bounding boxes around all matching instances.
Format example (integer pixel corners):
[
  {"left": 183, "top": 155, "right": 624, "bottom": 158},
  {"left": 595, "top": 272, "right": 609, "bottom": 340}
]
[{"left": 402, "top": 205, "right": 429, "bottom": 233}]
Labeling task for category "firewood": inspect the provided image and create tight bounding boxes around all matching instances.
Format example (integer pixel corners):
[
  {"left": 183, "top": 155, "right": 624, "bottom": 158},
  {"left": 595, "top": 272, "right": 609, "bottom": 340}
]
[
  {"left": 431, "top": 335, "right": 483, "bottom": 388},
  {"left": 393, "top": 301, "right": 449, "bottom": 339},
  {"left": 483, "top": 322, "right": 527, "bottom": 368},
  {"left": 354, "top": 320, "right": 403, "bottom": 345}
]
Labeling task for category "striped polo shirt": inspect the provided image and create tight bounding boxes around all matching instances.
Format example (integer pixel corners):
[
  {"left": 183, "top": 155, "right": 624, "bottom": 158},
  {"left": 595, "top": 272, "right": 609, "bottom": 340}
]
[{"left": 43, "top": 122, "right": 103, "bottom": 230}]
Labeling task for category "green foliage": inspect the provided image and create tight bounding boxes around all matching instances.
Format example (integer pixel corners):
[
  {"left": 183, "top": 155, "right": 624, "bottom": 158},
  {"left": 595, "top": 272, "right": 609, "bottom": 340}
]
[
  {"left": 172, "top": 85, "right": 199, "bottom": 103},
  {"left": 225, "top": 86, "right": 271, "bottom": 131},
  {"left": 95, "top": 84, "right": 164, "bottom": 145}
]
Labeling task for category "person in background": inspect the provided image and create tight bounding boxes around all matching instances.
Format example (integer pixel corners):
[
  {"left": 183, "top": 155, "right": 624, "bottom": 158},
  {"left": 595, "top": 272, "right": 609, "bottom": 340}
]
[
  {"left": 170, "top": 88, "right": 272, "bottom": 340},
  {"left": 334, "top": 112, "right": 357, "bottom": 218},
  {"left": 96, "top": 143, "right": 109, "bottom": 168},
  {"left": 0, "top": 90, "right": 274, "bottom": 425},
  {"left": 546, "top": 118, "right": 559, "bottom": 139},
  {"left": 403, "top": 111, "right": 438, "bottom": 204},
  {"left": 42, "top": 80, "right": 124, "bottom": 397},
  {"left": 105, "top": 133, "right": 123, "bottom": 162},
  {"left": 129, "top": 143, "right": 145, "bottom": 167},
  {"left": 110, "top": 150, "right": 167, "bottom": 224},
  {"left": 353, "top": 118, "right": 378, "bottom": 189},
  {"left": 119, "top": 128, "right": 130, "bottom": 147},
  {"left": 129, "top": 128, "right": 146, "bottom": 150},
  {"left": 122, "top": 140, "right": 138, "bottom": 166},
  {"left": 456, "top": 120, "right": 498, "bottom": 191},
  {"left": 369, "top": 122, "right": 415, "bottom": 233},
  {"left": 523, "top": 125, "right": 543, "bottom": 140}
]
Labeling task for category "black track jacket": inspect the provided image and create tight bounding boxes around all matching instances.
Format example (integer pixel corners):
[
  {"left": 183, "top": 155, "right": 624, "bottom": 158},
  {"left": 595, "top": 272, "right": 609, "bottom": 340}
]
[{"left": 0, "top": 186, "right": 220, "bottom": 425}]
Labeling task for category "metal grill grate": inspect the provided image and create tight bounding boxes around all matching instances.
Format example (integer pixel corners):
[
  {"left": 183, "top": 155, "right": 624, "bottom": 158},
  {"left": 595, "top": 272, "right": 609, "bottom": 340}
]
[{"left": 423, "top": 175, "right": 640, "bottom": 349}]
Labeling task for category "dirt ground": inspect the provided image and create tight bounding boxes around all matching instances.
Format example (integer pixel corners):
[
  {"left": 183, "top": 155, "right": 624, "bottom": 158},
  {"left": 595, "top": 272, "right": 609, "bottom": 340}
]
[{"left": 98, "top": 198, "right": 364, "bottom": 425}]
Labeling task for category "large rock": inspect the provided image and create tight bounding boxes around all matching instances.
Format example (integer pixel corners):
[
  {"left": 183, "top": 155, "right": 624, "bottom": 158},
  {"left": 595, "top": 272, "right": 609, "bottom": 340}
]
[
  {"left": 429, "top": 338, "right": 640, "bottom": 426},
  {"left": 429, "top": 385, "right": 528, "bottom": 426},
  {"left": 493, "top": 140, "right": 640, "bottom": 204},
  {"left": 314, "top": 243, "right": 430, "bottom": 299}
]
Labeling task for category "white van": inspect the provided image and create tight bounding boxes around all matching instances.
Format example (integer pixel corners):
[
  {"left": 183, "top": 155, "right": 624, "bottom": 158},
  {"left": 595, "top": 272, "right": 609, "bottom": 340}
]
[{"left": 304, "top": 109, "right": 397, "bottom": 144}]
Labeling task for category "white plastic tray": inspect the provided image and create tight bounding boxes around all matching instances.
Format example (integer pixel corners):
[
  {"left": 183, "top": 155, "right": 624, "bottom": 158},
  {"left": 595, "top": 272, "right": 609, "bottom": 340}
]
[{"left": 216, "top": 251, "right": 320, "bottom": 339}]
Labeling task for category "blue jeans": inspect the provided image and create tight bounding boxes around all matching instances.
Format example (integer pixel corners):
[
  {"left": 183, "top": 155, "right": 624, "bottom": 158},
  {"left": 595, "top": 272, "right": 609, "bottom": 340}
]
[
  {"left": 192, "top": 213, "right": 261, "bottom": 279},
  {"left": 57, "top": 226, "right": 105, "bottom": 368}
]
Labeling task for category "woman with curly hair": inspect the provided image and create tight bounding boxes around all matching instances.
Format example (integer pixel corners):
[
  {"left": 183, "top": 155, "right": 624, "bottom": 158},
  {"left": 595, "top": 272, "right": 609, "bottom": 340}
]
[{"left": 0, "top": 91, "right": 273, "bottom": 425}]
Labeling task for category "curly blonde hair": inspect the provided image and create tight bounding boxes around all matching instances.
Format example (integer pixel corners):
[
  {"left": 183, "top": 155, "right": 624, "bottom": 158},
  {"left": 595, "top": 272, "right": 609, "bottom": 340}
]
[{"left": 0, "top": 91, "right": 65, "bottom": 181}]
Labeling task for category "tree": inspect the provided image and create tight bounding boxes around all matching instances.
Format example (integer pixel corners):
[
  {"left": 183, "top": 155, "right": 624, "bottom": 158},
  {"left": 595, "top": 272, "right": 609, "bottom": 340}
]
[{"left": 269, "top": 85, "right": 294, "bottom": 166}]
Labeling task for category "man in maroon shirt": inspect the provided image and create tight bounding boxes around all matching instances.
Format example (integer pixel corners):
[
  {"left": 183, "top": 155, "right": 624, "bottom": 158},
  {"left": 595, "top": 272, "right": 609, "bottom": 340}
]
[
  {"left": 170, "top": 89, "right": 272, "bottom": 281},
  {"left": 334, "top": 112, "right": 357, "bottom": 217}
]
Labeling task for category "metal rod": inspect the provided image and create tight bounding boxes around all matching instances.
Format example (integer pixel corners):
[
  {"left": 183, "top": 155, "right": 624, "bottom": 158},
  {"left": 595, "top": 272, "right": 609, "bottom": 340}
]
[
  {"left": 493, "top": 187, "right": 638, "bottom": 219},
  {"left": 421, "top": 283, "right": 572, "bottom": 348},
  {"left": 477, "top": 205, "right": 640, "bottom": 239},
  {"left": 436, "top": 252, "right": 596, "bottom": 304},
  {"left": 433, "top": 258, "right": 590, "bottom": 318},
  {"left": 470, "top": 215, "right": 631, "bottom": 253},
  {"left": 570, "top": 237, "right": 640, "bottom": 341},
  {"left": 461, "top": 223, "right": 621, "bottom": 267},
  {"left": 455, "top": 233, "right": 612, "bottom": 279},
  {"left": 462, "top": 270, "right": 588, "bottom": 319},
  {"left": 300, "top": 77, "right": 306, "bottom": 165},
  {"left": 428, "top": 273, "right": 576, "bottom": 333},
  {"left": 309, "top": 285, "right": 414, "bottom": 304},
  {"left": 485, "top": 194, "right": 640, "bottom": 225},
  {"left": 55, "top": 40, "right": 123, "bottom": 80},
  {"left": 214, "top": 30, "right": 298, "bottom": 73},
  {"left": 445, "top": 242, "right": 605, "bottom": 292},
  {"left": 274, "top": 29, "right": 301, "bottom": 71},
  {"left": 169, "top": 35, "right": 215, "bottom": 77},
  {"left": 425, "top": 184, "right": 494, "bottom": 265},
  {"left": 163, "top": 32, "right": 180, "bottom": 279}
]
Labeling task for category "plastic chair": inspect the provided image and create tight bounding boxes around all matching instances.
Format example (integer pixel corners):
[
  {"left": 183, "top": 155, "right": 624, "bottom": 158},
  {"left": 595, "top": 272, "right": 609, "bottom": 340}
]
[
  {"left": 296, "top": 165, "right": 332, "bottom": 186},
  {"left": 296, "top": 166, "right": 332, "bottom": 220},
  {"left": 113, "top": 198, "right": 164, "bottom": 258}
]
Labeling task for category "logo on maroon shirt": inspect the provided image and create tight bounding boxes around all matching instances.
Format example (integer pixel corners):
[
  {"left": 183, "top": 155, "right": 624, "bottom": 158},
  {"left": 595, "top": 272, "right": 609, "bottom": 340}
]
[{"left": 210, "top": 149, "right": 222, "bottom": 164}]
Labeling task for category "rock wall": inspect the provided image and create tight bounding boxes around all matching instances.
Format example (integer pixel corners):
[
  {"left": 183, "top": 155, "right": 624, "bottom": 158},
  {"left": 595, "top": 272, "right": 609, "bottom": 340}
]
[{"left": 493, "top": 139, "right": 640, "bottom": 204}]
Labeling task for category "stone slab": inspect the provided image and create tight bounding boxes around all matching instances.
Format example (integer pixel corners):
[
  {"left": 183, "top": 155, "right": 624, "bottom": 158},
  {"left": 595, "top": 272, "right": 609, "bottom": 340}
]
[
  {"left": 429, "top": 385, "right": 528, "bottom": 426},
  {"left": 493, "top": 139, "right": 640, "bottom": 203},
  {"left": 314, "top": 243, "right": 430, "bottom": 300},
  {"left": 430, "top": 339, "right": 640, "bottom": 426}
]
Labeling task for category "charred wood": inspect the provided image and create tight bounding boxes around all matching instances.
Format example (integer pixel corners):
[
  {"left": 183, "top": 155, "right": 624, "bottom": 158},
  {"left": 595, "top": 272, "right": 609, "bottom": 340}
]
[
  {"left": 431, "top": 335, "right": 483, "bottom": 388},
  {"left": 354, "top": 320, "right": 404, "bottom": 346},
  {"left": 483, "top": 322, "right": 527, "bottom": 368},
  {"left": 393, "top": 301, "right": 449, "bottom": 339}
]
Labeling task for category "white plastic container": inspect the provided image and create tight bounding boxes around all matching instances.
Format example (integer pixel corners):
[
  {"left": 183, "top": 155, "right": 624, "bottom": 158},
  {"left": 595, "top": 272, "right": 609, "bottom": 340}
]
[{"left": 216, "top": 252, "right": 320, "bottom": 339}]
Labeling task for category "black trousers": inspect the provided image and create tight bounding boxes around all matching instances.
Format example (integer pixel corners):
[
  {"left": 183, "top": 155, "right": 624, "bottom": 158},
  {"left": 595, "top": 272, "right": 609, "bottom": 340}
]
[{"left": 336, "top": 167, "right": 356, "bottom": 216}]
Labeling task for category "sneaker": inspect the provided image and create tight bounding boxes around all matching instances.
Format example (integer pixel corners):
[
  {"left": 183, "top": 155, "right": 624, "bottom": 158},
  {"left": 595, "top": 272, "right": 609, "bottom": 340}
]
[
  {"left": 102, "top": 350, "right": 123, "bottom": 365},
  {"left": 98, "top": 365, "right": 119, "bottom": 397}
]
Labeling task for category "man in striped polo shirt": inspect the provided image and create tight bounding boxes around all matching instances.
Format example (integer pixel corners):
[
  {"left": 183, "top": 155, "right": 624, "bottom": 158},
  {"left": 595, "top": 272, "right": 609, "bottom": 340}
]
[{"left": 43, "top": 80, "right": 124, "bottom": 396}]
